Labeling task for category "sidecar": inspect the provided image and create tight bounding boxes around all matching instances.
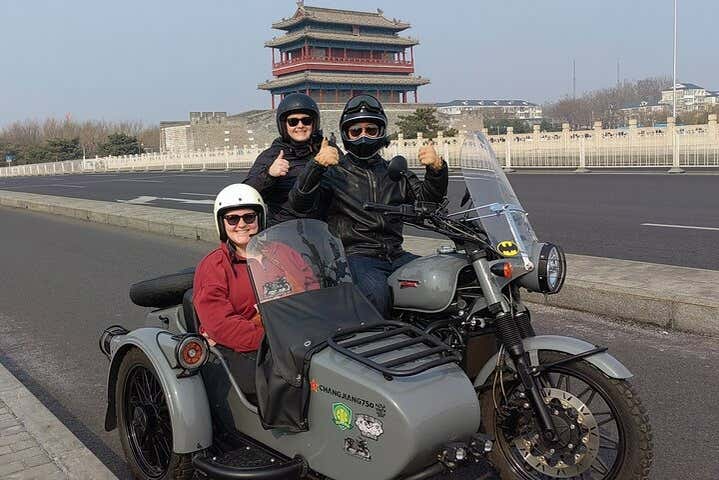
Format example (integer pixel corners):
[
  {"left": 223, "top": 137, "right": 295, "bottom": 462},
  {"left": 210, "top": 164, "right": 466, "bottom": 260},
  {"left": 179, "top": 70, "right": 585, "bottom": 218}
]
[{"left": 100, "top": 219, "right": 492, "bottom": 480}]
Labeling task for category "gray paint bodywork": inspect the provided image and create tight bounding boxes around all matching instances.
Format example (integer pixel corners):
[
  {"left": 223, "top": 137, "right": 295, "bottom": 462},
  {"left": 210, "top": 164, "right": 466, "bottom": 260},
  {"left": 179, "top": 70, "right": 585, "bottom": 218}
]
[
  {"left": 389, "top": 253, "right": 470, "bottom": 312},
  {"left": 106, "top": 326, "right": 213, "bottom": 454},
  {"left": 474, "top": 335, "right": 633, "bottom": 389}
]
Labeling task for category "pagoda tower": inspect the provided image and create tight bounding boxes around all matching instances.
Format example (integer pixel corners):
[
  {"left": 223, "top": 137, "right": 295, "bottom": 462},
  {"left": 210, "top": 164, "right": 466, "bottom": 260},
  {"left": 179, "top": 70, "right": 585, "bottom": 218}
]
[{"left": 259, "top": 1, "right": 429, "bottom": 108}]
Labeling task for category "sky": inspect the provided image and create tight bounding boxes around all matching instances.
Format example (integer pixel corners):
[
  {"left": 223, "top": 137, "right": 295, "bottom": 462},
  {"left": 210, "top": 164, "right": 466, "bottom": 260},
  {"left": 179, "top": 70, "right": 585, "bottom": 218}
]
[{"left": 0, "top": 0, "right": 717, "bottom": 127}]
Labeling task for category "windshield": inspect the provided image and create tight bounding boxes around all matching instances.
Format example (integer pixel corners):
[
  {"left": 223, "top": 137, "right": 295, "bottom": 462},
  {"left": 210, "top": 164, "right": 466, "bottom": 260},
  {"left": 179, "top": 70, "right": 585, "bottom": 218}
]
[
  {"left": 459, "top": 132, "right": 538, "bottom": 262},
  {"left": 246, "top": 219, "right": 353, "bottom": 304}
]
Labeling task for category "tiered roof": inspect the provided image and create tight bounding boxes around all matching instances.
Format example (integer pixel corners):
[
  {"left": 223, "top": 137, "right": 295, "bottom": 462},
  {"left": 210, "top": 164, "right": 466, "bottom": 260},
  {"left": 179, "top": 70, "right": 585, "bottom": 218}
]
[
  {"left": 265, "top": 29, "right": 418, "bottom": 48},
  {"left": 273, "top": 5, "right": 410, "bottom": 32},
  {"left": 259, "top": 72, "right": 430, "bottom": 90}
]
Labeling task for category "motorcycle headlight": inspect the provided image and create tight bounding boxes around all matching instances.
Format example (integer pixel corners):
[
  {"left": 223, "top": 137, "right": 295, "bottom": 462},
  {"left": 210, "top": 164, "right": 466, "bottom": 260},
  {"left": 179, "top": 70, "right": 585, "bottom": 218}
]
[{"left": 537, "top": 243, "right": 566, "bottom": 294}]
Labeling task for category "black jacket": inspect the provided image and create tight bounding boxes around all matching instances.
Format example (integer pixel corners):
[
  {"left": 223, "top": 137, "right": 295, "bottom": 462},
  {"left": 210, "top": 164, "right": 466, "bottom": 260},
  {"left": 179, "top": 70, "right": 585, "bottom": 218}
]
[
  {"left": 244, "top": 138, "right": 327, "bottom": 225},
  {"left": 289, "top": 153, "right": 449, "bottom": 259}
]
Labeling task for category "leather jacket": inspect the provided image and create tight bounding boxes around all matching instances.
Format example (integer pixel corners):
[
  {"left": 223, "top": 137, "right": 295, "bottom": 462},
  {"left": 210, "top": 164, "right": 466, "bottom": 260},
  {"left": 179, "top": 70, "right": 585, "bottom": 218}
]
[{"left": 289, "top": 153, "right": 448, "bottom": 259}]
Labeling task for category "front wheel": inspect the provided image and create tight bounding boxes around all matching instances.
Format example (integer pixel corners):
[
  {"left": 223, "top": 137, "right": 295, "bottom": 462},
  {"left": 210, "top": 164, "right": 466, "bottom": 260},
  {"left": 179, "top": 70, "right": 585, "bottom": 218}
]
[
  {"left": 116, "top": 348, "right": 194, "bottom": 480},
  {"left": 480, "top": 351, "right": 653, "bottom": 480}
]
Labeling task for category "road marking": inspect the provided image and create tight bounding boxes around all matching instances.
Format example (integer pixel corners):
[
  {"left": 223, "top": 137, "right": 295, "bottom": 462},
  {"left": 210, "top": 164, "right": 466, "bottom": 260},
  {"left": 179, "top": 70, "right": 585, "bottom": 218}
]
[
  {"left": 642, "top": 223, "right": 719, "bottom": 232},
  {"left": 164, "top": 174, "right": 233, "bottom": 178},
  {"left": 116, "top": 179, "right": 163, "bottom": 183},
  {"left": 47, "top": 184, "right": 86, "bottom": 188},
  {"left": 117, "top": 196, "right": 213, "bottom": 205},
  {"left": 179, "top": 192, "right": 215, "bottom": 197}
]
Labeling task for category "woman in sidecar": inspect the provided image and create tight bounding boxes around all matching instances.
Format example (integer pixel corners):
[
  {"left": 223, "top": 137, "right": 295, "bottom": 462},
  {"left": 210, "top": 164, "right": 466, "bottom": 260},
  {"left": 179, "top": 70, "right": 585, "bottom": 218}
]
[{"left": 100, "top": 194, "right": 492, "bottom": 480}]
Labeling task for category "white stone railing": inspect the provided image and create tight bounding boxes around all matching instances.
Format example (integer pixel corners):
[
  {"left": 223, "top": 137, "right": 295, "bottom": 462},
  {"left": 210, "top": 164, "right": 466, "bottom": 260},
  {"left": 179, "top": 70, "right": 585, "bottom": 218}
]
[{"left": 2, "top": 115, "right": 718, "bottom": 177}]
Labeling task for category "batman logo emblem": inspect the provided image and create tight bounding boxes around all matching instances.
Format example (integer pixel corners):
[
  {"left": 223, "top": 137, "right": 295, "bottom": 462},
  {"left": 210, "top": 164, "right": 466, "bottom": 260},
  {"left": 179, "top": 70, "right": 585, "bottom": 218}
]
[{"left": 497, "top": 240, "right": 519, "bottom": 257}]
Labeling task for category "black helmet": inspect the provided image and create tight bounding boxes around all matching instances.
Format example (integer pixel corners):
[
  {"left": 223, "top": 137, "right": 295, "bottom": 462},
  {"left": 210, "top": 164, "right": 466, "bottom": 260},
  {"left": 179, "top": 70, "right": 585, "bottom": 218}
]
[
  {"left": 340, "top": 94, "right": 390, "bottom": 160},
  {"left": 276, "top": 93, "right": 321, "bottom": 143}
]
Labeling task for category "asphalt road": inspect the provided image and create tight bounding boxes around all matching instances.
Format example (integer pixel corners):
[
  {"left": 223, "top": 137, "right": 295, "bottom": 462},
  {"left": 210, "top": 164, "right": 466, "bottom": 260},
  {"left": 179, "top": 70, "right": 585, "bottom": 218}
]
[
  {"left": 1, "top": 170, "right": 717, "bottom": 269},
  {"left": 0, "top": 207, "right": 717, "bottom": 479}
]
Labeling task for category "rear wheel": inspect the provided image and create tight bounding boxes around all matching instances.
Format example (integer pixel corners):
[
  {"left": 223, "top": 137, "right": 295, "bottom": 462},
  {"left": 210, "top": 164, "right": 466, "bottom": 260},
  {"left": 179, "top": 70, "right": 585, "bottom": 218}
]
[
  {"left": 480, "top": 351, "right": 653, "bottom": 480},
  {"left": 116, "top": 348, "right": 194, "bottom": 480}
]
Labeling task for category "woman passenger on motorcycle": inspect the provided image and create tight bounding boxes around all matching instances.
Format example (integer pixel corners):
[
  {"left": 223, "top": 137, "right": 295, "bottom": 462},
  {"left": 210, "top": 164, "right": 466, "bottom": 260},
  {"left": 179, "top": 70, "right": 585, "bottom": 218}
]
[
  {"left": 193, "top": 184, "right": 267, "bottom": 396},
  {"left": 244, "top": 93, "right": 339, "bottom": 226}
]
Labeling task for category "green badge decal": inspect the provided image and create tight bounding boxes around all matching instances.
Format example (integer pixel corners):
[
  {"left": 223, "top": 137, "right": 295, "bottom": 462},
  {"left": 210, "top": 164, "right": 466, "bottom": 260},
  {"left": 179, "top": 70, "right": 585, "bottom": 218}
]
[{"left": 332, "top": 402, "right": 353, "bottom": 430}]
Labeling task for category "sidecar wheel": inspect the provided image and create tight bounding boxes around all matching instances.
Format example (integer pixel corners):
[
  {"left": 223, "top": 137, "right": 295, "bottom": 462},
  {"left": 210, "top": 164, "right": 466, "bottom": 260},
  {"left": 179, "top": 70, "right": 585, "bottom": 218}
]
[
  {"left": 479, "top": 351, "right": 653, "bottom": 480},
  {"left": 116, "top": 348, "right": 194, "bottom": 480}
]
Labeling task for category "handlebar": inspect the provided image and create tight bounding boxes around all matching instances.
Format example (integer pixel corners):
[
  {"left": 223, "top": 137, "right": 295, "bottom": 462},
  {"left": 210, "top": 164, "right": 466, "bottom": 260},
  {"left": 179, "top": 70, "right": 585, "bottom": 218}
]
[{"left": 362, "top": 202, "right": 416, "bottom": 216}]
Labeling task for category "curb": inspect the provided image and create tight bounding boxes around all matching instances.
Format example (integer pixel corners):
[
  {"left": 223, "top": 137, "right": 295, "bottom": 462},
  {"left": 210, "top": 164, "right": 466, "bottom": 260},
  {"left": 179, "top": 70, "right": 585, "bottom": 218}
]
[
  {"left": 1, "top": 189, "right": 717, "bottom": 337},
  {"left": 0, "top": 362, "right": 118, "bottom": 480}
]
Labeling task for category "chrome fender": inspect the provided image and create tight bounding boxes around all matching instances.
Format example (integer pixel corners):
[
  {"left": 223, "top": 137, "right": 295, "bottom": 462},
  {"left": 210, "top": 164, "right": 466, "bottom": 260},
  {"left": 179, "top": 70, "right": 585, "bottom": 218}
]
[
  {"left": 104, "top": 327, "right": 212, "bottom": 454},
  {"left": 474, "top": 335, "right": 633, "bottom": 388}
]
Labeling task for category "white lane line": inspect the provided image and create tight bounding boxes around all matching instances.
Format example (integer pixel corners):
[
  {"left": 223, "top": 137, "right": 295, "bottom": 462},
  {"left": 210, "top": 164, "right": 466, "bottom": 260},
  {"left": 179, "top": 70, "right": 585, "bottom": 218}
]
[
  {"left": 164, "top": 174, "right": 233, "bottom": 178},
  {"left": 47, "top": 184, "right": 86, "bottom": 188},
  {"left": 641, "top": 223, "right": 719, "bottom": 232},
  {"left": 179, "top": 192, "right": 215, "bottom": 197},
  {"left": 116, "top": 179, "right": 163, "bottom": 183}
]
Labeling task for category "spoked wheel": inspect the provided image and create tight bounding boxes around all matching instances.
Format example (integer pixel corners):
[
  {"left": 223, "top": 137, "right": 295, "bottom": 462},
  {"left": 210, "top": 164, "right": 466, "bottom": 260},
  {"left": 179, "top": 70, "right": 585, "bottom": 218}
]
[
  {"left": 480, "top": 351, "right": 653, "bottom": 480},
  {"left": 116, "top": 348, "right": 194, "bottom": 480}
]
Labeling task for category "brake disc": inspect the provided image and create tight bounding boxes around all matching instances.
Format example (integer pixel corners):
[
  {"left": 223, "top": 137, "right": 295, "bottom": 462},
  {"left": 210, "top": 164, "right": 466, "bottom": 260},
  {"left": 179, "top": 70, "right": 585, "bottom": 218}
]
[{"left": 514, "top": 387, "right": 600, "bottom": 478}]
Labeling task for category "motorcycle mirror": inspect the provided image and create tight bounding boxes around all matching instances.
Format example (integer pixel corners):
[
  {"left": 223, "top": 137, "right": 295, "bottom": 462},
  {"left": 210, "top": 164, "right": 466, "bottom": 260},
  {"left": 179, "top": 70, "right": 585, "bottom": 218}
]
[{"left": 388, "top": 155, "right": 408, "bottom": 182}]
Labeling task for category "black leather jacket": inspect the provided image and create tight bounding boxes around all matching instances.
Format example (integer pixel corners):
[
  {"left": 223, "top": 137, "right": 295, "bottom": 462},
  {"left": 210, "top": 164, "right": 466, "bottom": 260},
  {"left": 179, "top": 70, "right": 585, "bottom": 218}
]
[
  {"left": 289, "top": 153, "right": 448, "bottom": 259},
  {"left": 244, "top": 137, "right": 339, "bottom": 226}
]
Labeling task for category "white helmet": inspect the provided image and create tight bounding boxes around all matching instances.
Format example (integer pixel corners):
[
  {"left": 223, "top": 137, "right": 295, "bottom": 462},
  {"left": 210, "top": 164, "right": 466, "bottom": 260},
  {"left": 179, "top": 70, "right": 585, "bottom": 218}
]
[{"left": 213, "top": 184, "right": 267, "bottom": 242}]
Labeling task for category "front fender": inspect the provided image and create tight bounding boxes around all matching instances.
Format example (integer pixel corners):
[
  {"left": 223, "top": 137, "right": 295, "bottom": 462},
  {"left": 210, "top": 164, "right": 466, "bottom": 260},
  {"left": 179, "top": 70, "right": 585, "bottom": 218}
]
[
  {"left": 104, "top": 327, "right": 212, "bottom": 454},
  {"left": 474, "top": 335, "right": 633, "bottom": 388}
]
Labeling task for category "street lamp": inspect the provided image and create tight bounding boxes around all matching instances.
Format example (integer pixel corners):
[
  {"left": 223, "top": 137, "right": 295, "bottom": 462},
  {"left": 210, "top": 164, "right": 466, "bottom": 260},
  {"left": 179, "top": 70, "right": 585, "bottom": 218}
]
[{"left": 669, "top": 0, "right": 684, "bottom": 173}]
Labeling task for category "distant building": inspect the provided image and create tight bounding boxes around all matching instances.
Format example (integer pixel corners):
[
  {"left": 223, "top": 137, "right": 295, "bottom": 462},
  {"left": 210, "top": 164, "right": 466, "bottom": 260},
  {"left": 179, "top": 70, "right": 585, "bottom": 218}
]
[
  {"left": 435, "top": 99, "right": 543, "bottom": 120},
  {"left": 258, "top": 1, "right": 429, "bottom": 107},
  {"left": 619, "top": 100, "right": 666, "bottom": 115},
  {"left": 659, "top": 83, "right": 719, "bottom": 112}
]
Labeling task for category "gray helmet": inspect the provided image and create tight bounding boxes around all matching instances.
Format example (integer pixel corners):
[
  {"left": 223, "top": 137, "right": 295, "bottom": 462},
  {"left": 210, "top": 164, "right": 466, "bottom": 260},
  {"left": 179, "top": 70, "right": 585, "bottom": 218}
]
[
  {"left": 340, "top": 94, "right": 390, "bottom": 160},
  {"left": 276, "top": 93, "right": 321, "bottom": 143}
]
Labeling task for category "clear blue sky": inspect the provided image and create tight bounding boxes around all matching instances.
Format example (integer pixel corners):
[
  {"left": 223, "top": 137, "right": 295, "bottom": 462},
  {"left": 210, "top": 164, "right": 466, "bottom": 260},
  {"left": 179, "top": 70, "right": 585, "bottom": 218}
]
[{"left": 1, "top": 0, "right": 716, "bottom": 126}]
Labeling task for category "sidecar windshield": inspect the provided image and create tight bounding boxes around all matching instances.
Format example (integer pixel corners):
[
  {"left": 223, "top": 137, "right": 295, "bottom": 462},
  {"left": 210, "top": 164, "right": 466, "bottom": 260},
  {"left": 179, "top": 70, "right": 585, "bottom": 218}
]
[
  {"left": 246, "top": 219, "right": 353, "bottom": 304},
  {"left": 459, "top": 132, "right": 538, "bottom": 256}
]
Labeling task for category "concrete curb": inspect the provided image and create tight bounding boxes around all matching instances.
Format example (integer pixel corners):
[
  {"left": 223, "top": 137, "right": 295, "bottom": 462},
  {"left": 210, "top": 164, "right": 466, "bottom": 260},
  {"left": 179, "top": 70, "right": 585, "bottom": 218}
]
[
  {"left": 1, "top": 189, "right": 717, "bottom": 337},
  {"left": 0, "top": 362, "right": 118, "bottom": 479}
]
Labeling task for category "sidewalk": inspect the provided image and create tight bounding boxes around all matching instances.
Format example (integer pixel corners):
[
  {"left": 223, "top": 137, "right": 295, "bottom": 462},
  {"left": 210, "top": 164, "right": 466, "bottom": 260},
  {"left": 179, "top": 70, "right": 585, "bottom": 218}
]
[
  {"left": 1, "top": 189, "right": 717, "bottom": 336},
  {"left": 0, "top": 363, "right": 117, "bottom": 480}
]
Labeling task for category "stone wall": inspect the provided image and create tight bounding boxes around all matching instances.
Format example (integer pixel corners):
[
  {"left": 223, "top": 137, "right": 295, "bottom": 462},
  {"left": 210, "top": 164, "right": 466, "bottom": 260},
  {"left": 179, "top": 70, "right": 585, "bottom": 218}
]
[{"left": 161, "top": 103, "right": 471, "bottom": 152}]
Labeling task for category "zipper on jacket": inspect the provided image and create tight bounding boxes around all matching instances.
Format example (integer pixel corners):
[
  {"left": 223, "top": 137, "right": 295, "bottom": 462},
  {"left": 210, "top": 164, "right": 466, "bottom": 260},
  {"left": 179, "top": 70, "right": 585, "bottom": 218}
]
[{"left": 364, "top": 166, "right": 389, "bottom": 259}]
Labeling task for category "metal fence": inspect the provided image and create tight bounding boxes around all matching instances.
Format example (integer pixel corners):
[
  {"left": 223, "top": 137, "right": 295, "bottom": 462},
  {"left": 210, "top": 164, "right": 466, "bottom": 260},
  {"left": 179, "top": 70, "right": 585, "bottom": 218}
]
[{"left": 2, "top": 116, "right": 719, "bottom": 178}]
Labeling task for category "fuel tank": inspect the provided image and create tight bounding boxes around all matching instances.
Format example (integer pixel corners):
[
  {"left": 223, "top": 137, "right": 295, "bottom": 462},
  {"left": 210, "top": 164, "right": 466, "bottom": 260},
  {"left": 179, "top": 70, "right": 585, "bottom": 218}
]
[{"left": 389, "top": 252, "right": 471, "bottom": 313}]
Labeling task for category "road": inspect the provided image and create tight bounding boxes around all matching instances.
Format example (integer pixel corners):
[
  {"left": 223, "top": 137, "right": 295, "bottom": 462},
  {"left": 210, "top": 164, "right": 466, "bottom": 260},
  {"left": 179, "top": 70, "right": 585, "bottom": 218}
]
[
  {"left": 0, "top": 206, "right": 717, "bottom": 479},
  {"left": 1, "top": 170, "right": 718, "bottom": 269}
]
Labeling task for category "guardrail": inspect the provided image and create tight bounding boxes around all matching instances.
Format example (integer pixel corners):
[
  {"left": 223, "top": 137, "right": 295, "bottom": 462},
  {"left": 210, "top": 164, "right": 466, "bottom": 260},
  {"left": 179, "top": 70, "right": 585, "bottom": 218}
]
[{"left": 2, "top": 115, "right": 719, "bottom": 177}]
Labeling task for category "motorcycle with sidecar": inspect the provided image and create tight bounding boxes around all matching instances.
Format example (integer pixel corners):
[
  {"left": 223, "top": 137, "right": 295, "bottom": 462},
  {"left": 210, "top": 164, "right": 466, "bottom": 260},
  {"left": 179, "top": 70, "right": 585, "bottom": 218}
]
[{"left": 100, "top": 132, "right": 652, "bottom": 480}]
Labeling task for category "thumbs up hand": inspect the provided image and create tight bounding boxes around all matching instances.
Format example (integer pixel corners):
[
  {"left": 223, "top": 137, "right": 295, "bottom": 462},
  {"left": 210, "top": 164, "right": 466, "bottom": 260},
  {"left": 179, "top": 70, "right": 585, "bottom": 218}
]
[
  {"left": 419, "top": 142, "right": 443, "bottom": 171},
  {"left": 268, "top": 150, "right": 290, "bottom": 177},
  {"left": 314, "top": 138, "right": 339, "bottom": 167}
]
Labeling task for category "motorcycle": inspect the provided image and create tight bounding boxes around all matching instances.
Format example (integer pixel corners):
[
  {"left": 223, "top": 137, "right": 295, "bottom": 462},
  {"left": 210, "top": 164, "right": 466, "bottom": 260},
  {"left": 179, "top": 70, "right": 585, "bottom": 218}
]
[
  {"left": 371, "top": 133, "right": 653, "bottom": 479},
  {"left": 99, "top": 132, "right": 652, "bottom": 480}
]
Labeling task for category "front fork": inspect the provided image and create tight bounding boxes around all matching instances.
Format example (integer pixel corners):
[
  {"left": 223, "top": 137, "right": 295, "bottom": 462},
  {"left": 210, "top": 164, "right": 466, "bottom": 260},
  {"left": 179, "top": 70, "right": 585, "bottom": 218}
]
[{"left": 469, "top": 250, "right": 557, "bottom": 441}]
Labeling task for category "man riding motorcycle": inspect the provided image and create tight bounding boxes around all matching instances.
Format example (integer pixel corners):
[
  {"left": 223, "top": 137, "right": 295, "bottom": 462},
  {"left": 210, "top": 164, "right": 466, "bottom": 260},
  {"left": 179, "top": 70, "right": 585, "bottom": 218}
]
[{"left": 289, "top": 94, "right": 448, "bottom": 316}]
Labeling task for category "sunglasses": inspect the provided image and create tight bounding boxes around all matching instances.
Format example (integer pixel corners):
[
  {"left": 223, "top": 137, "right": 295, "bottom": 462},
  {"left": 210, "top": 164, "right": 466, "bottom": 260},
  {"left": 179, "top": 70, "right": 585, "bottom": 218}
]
[
  {"left": 224, "top": 213, "right": 258, "bottom": 226},
  {"left": 286, "top": 116, "right": 313, "bottom": 127},
  {"left": 347, "top": 125, "right": 380, "bottom": 139}
]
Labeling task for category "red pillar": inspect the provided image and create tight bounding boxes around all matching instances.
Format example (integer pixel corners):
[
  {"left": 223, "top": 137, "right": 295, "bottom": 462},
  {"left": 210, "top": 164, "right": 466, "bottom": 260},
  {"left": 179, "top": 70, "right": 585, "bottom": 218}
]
[
  {"left": 402, "top": 92, "right": 407, "bottom": 103},
  {"left": 335, "top": 89, "right": 339, "bottom": 102},
  {"left": 410, "top": 46, "right": 414, "bottom": 64},
  {"left": 414, "top": 90, "right": 418, "bottom": 103},
  {"left": 271, "top": 94, "right": 275, "bottom": 109}
]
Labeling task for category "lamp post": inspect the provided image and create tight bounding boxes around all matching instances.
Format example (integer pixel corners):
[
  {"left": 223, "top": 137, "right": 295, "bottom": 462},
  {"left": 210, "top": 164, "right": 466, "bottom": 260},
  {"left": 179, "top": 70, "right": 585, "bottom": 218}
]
[{"left": 668, "top": 0, "right": 684, "bottom": 173}]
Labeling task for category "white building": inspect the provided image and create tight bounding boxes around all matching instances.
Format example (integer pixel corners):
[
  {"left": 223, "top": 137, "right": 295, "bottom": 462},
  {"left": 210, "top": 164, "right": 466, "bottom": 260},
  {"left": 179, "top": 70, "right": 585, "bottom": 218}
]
[
  {"left": 659, "top": 83, "right": 719, "bottom": 112},
  {"left": 435, "top": 99, "right": 543, "bottom": 120}
]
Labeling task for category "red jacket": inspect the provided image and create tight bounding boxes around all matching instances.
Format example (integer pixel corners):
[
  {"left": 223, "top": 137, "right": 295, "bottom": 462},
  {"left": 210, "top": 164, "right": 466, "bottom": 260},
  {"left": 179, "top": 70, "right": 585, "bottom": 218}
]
[{"left": 193, "top": 243, "right": 264, "bottom": 352}]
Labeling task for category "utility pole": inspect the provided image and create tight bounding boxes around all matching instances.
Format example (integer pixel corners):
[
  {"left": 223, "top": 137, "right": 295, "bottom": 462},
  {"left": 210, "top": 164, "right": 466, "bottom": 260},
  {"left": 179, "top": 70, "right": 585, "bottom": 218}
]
[{"left": 572, "top": 59, "right": 576, "bottom": 99}]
